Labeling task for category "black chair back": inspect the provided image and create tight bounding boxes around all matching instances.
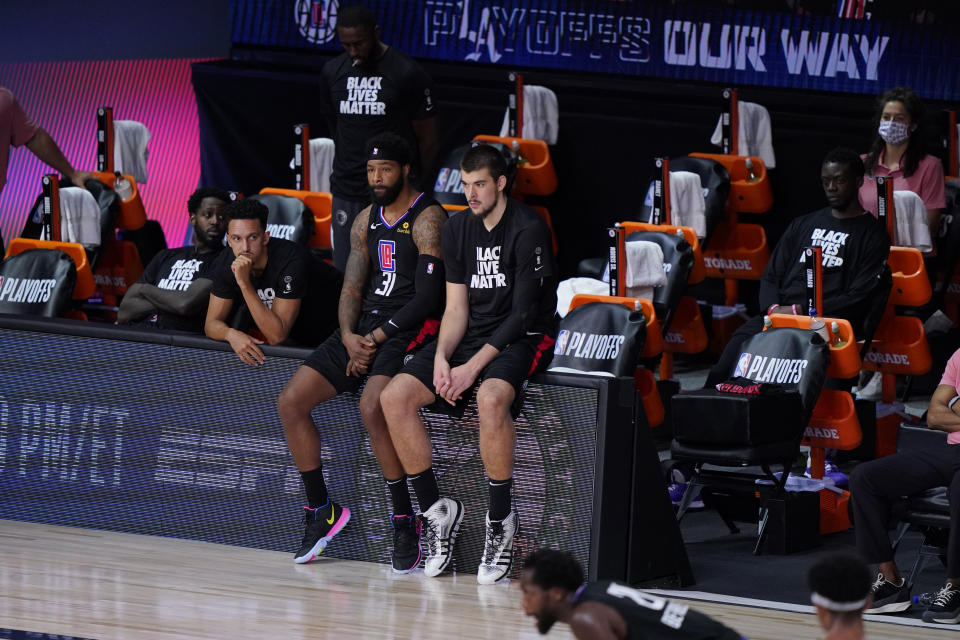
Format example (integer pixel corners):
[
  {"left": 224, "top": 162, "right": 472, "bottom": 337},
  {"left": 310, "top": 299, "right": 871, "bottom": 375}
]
[
  {"left": 0, "top": 249, "right": 77, "bottom": 317},
  {"left": 249, "top": 193, "right": 315, "bottom": 246}
]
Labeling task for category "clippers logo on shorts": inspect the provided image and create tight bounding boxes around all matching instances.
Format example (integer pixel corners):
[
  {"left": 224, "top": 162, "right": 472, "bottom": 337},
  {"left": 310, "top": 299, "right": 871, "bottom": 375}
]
[
  {"left": 553, "top": 330, "right": 625, "bottom": 360},
  {"left": 0, "top": 275, "right": 58, "bottom": 303},
  {"left": 737, "top": 352, "right": 808, "bottom": 384},
  {"left": 379, "top": 240, "right": 396, "bottom": 273}
]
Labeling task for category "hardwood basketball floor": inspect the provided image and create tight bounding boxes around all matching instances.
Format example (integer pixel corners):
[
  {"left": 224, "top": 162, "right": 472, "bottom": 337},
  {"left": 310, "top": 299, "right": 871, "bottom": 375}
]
[{"left": 0, "top": 520, "right": 954, "bottom": 639}]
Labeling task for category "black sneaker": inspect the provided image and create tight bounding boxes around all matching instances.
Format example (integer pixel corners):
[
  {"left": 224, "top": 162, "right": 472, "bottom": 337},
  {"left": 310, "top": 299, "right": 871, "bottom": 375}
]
[
  {"left": 923, "top": 582, "right": 960, "bottom": 623},
  {"left": 391, "top": 514, "right": 422, "bottom": 574},
  {"left": 293, "top": 501, "right": 351, "bottom": 564},
  {"left": 864, "top": 573, "right": 911, "bottom": 614}
]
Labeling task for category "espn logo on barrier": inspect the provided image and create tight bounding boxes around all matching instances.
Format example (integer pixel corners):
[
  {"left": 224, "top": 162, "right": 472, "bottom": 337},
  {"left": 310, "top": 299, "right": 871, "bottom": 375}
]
[{"left": 378, "top": 240, "right": 396, "bottom": 272}]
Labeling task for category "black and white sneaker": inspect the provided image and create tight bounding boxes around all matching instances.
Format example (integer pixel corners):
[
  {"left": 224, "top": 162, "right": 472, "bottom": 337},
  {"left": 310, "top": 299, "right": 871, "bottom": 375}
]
[
  {"left": 293, "top": 501, "right": 351, "bottom": 564},
  {"left": 477, "top": 510, "right": 518, "bottom": 585},
  {"left": 923, "top": 582, "right": 960, "bottom": 623},
  {"left": 864, "top": 573, "right": 911, "bottom": 614},
  {"left": 419, "top": 497, "right": 464, "bottom": 577},
  {"left": 390, "top": 514, "right": 422, "bottom": 574}
]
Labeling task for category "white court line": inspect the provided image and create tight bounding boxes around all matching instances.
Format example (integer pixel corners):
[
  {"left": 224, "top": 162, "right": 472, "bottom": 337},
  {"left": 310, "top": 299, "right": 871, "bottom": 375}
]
[{"left": 647, "top": 589, "right": 955, "bottom": 631}]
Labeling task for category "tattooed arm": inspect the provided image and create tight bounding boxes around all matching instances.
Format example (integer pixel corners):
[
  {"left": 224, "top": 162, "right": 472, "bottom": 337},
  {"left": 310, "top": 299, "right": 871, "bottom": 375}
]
[{"left": 340, "top": 207, "right": 376, "bottom": 375}]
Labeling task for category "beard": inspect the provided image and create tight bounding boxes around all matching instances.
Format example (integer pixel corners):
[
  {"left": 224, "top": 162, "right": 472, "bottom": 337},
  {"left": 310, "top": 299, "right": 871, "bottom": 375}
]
[
  {"left": 470, "top": 199, "right": 497, "bottom": 219},
  {"left": 536, "top": 614, "right": 557, "bottom": 635},
  {"left": 369, "top": 179, "right": 403, "bottom": 206}
]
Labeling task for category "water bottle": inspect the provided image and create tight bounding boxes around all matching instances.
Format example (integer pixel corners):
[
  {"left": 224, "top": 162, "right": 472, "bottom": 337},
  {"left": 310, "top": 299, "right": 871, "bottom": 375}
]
[
  {"left": 113, "top": 171, "right": 133, "bottom": 201},
  {"left": 744, "top": 158, "right": 760, "bottom": 183},
  {"left": 763, "top": 315, "right": 773, "bottom": 330},
  {"left": 830, "top": 321, "right": 847, "bottom": 347}
]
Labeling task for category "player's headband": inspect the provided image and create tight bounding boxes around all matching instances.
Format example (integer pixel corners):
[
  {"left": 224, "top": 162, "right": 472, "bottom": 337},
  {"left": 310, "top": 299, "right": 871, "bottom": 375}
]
[
  {"left": 367, "top": 144, "right": 410, "bottom": 165},
  {"left": 810, "top": 592, "right": 868, "bottom": 612}
]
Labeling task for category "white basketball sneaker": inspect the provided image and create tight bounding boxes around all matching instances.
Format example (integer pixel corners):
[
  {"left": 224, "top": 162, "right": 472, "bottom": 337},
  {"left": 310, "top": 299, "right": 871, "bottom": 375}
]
[
  {"left": 419, "top": 497, "right": 464, "bottom": 577},
  {"left": 477, "top": 510, "right": 518, "bottom": 584}
]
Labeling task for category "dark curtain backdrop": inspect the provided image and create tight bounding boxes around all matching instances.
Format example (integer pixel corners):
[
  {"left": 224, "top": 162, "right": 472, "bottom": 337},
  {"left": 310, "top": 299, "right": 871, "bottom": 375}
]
[{"left": 192, "top": 56, "right": 948, "bottom": 281}]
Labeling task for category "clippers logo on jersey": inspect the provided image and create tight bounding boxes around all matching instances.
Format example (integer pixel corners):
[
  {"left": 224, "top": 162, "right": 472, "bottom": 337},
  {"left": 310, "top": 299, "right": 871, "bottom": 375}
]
[
  {"left": 379, "top": 240, "right": 397, "bottom": 273},
  {"left": 0, "top": 275, "right": 58, "bottom": 304},
  {"left": 738, "top": 352, "right": 809, "bottom": 384},
  {"left": 733, "top": 352, "right": 752, "bottom": 378},
  {"left": 554, "top": 330, "right": 625, "bottom": 360}
]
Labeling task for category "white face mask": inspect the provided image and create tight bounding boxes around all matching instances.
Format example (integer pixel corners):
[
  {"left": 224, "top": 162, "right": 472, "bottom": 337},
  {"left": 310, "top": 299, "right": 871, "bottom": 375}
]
[{"left": 878, "top": 120, "right": 910, "bottom": 145}]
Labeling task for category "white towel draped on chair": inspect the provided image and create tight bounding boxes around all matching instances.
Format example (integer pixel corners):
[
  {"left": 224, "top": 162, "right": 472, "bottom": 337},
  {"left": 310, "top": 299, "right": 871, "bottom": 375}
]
[
  {"left": 499, "top": 85, "right": 558, "bottom": 145},
  {"left": 625, "top": 240, "right": 666, "bottom": 299},
  {"left": 555, "top": 277, "right": 610, "bottom": 317},
  {"left": 41, "top": 187, "right": 101, "bottom": 249},
  {"left": 309, "top": 137, "right": 335, "bottom": 193},
  {"left": 113, "top": 120, "right": 150, "bottom": 184},
  {"left": 668, "top": 171, "right": 706, "bottom": 239},
  {"left": 710, "top": 101, "right": 775, "bottom": 169},
  {"left": 892, "top": 190, "right": 933, "bottom": 253}
]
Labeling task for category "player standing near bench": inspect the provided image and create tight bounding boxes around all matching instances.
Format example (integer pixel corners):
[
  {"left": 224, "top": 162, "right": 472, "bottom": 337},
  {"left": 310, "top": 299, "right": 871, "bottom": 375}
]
[
  {"left": 277, "top": 133, "right": 446, "bottom": 569},
  {"left": 381, "top": 143, "right": 557, "bottom": 584}
]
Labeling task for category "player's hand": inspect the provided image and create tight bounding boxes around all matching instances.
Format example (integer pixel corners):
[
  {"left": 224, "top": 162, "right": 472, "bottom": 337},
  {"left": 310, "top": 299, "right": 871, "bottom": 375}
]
[
  {"left": 231, "top": 255, "right": 254, "bottom": 285},
  {"left": 67, "top": 169, "right": 97, "bottom": 190},
  {"left": 342, "top": 331, "right": 376, "bottom": 365},
  {"left": 227, "top": 329, "right": 265, "bottom": 365},
  {"left": 441, "top": 363, "right": 478, "bottom": 406},
  {"left": 433, "top": 356, "right": 452, "bottom": 399},
  {"left": 346, "top": 356, "right": 368, "bottom": 377}
]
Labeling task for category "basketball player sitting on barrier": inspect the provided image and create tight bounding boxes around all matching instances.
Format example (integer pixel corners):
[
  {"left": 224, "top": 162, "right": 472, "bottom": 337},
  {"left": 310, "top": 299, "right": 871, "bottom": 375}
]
[
  {"left": 705, "top": 147, "right": 890, "bottom": 388},
  {"left": 277, "top": 133, "right": 447, "bottom": 568},
  {"left": 380, "top": 143, "right": 557, "bottom": 584},
  {"left": 807, "top": 554, "right": 872, "bottom": 640},
  {"left": 519, "top": 549, "right": 744, "bottom": 639},
  {"left": 118, "top": 187, "right": 230, "bottom": 332},
  {"left": 205, "top": 198, "right": 340, "bottom": 359}
]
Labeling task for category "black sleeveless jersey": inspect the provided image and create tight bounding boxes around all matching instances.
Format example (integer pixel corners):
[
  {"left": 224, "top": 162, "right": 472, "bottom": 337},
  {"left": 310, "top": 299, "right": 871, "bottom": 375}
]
[
  {"left": 362, "top": 192, "right": 439, "bottom": 316},
  {"left": 573, "top": 582, "right": 743, "bottom": 640}
]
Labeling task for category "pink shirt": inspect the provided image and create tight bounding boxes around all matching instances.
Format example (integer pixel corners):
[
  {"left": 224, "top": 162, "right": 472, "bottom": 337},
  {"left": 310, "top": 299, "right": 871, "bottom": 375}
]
[
  {"left": 939, "top": 348, "right": 960, "bottom": 444},
  {"left": 0, "top": 87, "right": 40, "bottom": 194},
  {"left": 858, "top": 152, "right": 947, "bottom": 218}
]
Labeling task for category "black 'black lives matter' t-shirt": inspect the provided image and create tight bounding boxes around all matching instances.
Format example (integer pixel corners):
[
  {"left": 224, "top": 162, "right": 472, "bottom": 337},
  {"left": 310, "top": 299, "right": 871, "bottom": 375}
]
[
  {"left": 210, "top": 238, "right": 340, "bottom": 346},
  {"left": 138, "top": 244, "right": 225, "bottom": 333},
  {"left": 443, "top": 200, "right": 556, "bottom": 340},
  {"left": 573, "top": 582, "right": 743, "bottom": 640},
  {"left": 759, "top": 207, "right": 889, "bottom": 332},
  {"left": 321, "top": 47, "right": 434, "bottom": 201}
]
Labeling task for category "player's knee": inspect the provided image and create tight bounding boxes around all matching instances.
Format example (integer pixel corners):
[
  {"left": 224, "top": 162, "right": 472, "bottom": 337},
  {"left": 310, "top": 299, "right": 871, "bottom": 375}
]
[
  {"left": 358, "top": 391, "right": 382, "bottom": 424},
  {"left": 380, "top": 378, "right": 409, "bottom": 418},
  {"left": 277, "top": 382, "right": 311, "bottom": 423},
  {"left": 476, "top": 382, "right": 513, "bottom": 419}
]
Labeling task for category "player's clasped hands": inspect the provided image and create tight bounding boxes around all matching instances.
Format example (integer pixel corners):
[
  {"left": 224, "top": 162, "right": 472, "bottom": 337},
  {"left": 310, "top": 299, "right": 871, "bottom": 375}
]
[
  {"left": 434, "top": 357, "right": 476, "bottom": 406},
  {"left": 343, "top": 332, "right": 377, "bottom": 376}
]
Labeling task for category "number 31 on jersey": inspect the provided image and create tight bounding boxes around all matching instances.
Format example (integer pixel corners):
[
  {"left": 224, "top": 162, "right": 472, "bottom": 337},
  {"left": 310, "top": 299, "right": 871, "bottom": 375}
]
[{"left": 376, "top": 239, "right": 397, "bottom": 296}]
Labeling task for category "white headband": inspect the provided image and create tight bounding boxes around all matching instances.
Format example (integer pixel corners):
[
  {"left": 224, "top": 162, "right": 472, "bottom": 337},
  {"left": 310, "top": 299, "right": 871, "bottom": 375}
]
[{"left": 811, "top": 592, "right": 868, "bottom": 612}]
